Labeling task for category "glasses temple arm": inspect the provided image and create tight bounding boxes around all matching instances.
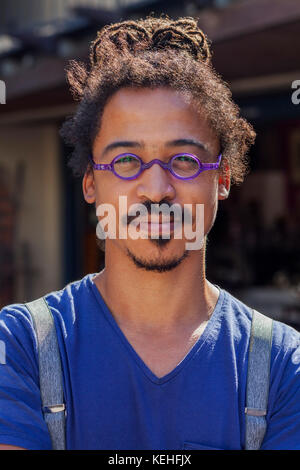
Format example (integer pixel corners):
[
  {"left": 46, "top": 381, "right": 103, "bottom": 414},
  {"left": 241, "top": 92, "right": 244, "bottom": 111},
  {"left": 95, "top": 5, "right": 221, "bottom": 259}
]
[
  {"left": 89, "top": 156, "right": 112, "bottom": 171},
  {"left": 201, "top": 154, "right": 222, "bottom": 170}
]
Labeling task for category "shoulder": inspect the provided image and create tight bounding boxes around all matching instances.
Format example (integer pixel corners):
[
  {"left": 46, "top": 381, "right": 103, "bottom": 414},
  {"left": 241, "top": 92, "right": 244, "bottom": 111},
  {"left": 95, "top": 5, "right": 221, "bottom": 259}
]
[
  {"left": 0, "top": 301, "right": 37, "bottom": 357},
  {"left": 215, "top": 286, "right": 253, "bottom": 340},
  {"left": 268, "top": 318, "right": 300, "bottom": 399},
  {"left": 219, "top": 286, "right": 299, "bottom": 344},
  {"left": 219, "top": 288, "right": 300, "bottom": 413},
  {"left": 0, "top": 273, "right": 97, "bottom": 346},
  {"left": 217, "top": 287, "right": 300, "bottom": 372},
  {"left": 271, "top": 317, "right": 300, "bottom": 355}
]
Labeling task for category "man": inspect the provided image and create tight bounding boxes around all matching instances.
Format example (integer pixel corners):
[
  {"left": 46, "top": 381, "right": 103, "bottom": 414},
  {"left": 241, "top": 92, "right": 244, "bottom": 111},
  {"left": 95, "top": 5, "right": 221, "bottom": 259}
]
[{"left": 0, "top": 16, "right": 299, "bottom": 450}]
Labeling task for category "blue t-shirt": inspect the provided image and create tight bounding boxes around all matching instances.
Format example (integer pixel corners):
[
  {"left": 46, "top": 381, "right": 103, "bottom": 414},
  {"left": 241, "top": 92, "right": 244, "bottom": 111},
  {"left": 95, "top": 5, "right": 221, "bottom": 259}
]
[{"left": 0, "top": 273, "right": 299, "bottom": 450}]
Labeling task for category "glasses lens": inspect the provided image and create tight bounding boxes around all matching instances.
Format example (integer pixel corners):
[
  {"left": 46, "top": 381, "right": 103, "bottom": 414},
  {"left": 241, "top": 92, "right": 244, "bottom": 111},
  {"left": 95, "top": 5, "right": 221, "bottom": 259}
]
[
  {"left": 113, "top": 154, "right": 141, "bottom": 178},
  {"left": 171, "top": 155, "right": 200, "bottom": 178}
]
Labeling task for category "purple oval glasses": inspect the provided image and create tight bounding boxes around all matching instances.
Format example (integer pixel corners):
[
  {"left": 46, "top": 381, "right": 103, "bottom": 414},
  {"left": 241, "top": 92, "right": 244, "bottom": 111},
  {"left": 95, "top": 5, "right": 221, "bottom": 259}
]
[{"left": 89, "top": 152, "right": 222, "bottom": 181}]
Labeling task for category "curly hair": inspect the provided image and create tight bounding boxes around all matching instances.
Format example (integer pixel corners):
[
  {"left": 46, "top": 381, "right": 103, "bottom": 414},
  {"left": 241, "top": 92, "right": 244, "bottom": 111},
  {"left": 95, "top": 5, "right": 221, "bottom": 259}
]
[{"left": 60, "top": 15, "right": 256, "bottom": 185}]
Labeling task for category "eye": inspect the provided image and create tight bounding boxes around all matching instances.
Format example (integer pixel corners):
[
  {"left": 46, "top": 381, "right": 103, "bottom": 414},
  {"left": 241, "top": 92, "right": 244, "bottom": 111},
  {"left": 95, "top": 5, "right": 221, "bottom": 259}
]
[
  {"left": 113, "top": 154, "right": 141, "bottom": 178},
  {"left": 171, "top": 154, "right": 200, "bottom": 177},
  {"left": 115, "top": 155, "right": 136, "bottom": 164},
  {"left": 176, "top": 155, "right": 196, "bottom": 163}
]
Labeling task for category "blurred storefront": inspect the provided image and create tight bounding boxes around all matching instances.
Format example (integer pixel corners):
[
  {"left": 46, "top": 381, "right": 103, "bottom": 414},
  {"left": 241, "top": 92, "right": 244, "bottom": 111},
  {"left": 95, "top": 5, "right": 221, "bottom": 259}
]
[
  {"left": 0, "top": 0, "right": 300, "bottom": 327},
  {"left": 202, "top": 0, "right": 300, "bottom": 327}
]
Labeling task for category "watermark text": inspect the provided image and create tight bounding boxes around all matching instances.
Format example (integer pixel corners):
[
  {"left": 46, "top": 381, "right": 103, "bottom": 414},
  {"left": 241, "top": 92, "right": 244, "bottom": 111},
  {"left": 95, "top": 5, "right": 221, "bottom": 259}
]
[
  {"left": 0, "top": 340, "right": 6, "bottom": 364},
  {"left": 0, "top": 80, "right": 6, "bottom": 104},
  {"left": 95, "top": 196, "right": 205, "bottom": 250},
  {"left": 291, "top": 80, "right": 300, "bottom": 105}
]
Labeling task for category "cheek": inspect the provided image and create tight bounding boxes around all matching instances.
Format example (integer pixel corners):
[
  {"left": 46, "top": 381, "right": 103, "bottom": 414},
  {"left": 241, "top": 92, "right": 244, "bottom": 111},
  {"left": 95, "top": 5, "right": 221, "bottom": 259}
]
[
  {"left": 189, "top": 178, "right": 218, "bottom": 230},
  {"left": 94, "top": 179, "right": 134, "bottom": 224},
  {"left": 204, "top": 197, "right": 218, "bottom": 228},
  {"left": 203, "top": 185, "right": 219, "bottom": 232},
  {"left": 94, "top": 177, "right": 118, "bottom": 206}
]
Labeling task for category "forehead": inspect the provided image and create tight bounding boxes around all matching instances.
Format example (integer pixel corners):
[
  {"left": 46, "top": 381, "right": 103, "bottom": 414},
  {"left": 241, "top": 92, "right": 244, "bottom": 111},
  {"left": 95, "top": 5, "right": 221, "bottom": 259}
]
[
  {"left": 94, "top": 87, "right": 218, "bottom": 151},
  {"left": 107, "top": 86, "right": 192, "bottom": 109}
]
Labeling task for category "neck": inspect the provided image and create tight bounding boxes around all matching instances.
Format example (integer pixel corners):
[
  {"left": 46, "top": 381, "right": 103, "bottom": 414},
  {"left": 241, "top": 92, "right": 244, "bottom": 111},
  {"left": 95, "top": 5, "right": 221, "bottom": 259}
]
[{"left": 92, "top": 240, "right": 219, "bottom": 335}]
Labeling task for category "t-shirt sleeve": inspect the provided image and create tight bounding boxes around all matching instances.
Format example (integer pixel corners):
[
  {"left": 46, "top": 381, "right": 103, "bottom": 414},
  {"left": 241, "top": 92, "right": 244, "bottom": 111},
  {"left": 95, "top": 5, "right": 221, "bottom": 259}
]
[
  {"left": 0, "top": 304, "right": 52, "bottom": 450},
  {"left": 260, "top": 322, "right": 300, "bottom": 450}
]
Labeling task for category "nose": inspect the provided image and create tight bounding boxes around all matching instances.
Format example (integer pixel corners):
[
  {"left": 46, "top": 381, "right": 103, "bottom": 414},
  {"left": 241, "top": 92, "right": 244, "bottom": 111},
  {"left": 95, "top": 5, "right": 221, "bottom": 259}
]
[{"left": 136, "top": 161, "right": 176, "bottom": 202}]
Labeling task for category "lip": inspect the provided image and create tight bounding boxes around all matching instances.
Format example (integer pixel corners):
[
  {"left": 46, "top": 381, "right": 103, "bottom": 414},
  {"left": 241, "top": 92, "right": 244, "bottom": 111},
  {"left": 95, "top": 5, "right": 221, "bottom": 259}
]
[{"left": 138, "top": 220, "right": 176, "bottom": 236}]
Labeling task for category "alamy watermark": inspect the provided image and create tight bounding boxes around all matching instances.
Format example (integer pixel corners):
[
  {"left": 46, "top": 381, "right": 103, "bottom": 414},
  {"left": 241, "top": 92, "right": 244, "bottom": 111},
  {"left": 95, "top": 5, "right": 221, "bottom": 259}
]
[
  {"left": 291, "top": 80, "right": 300, "bottom": 105},
  {"left": 0, "top": 340, "right": 6, "bottom": 364},
  {"left": 95, "top": 196, "right": 205, "bottom": 250},
  {"left": 0, "top": 79, "right": 6, "bottom": 104}
]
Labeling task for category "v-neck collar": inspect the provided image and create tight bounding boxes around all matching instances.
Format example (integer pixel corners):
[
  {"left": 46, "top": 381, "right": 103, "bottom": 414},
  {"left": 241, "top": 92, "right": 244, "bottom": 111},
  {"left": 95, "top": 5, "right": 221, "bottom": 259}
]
[{"left": 88, "top": 273, "right": 225, "bottom": 385}]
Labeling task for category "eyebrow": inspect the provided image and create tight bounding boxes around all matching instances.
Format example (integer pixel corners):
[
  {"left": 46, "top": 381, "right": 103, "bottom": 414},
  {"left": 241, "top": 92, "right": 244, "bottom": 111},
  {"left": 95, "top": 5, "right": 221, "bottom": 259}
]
[{"left": 101, "top": 138, "right": 209, "bottom": 157}]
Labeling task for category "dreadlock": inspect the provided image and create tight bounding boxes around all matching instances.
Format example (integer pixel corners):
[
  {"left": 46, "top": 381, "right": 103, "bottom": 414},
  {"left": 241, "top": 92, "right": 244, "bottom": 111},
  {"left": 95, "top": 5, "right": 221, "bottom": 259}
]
[{"left": 60, "top": 15, "right": 255, "bottom": 185}]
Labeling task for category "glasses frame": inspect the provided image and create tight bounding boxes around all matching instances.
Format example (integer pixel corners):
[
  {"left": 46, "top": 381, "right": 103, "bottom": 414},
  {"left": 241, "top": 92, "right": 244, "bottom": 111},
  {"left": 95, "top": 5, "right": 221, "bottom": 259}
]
[{"left": 89, "top": 152, "right": 222, "bottom": 181}]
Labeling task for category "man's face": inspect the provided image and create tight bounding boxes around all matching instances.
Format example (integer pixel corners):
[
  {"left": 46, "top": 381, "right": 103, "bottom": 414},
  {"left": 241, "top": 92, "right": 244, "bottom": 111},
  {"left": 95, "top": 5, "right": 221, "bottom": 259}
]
[{"left": 83, "top": 87, "right": 229, "bottom": 272}]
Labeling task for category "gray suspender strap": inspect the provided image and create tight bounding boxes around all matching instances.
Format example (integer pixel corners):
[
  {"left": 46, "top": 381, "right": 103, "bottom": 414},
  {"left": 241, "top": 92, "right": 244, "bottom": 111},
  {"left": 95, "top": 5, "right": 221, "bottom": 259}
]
[
  {"left": 25, "top": 297, "right": 66, "bottom": 450},
  {"left": 245, "top": 309, "right": 273, "bottom": 450}
]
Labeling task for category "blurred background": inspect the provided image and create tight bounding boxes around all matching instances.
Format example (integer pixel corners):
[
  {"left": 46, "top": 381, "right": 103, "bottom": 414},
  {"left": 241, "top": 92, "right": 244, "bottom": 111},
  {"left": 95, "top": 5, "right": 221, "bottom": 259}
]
[{"left": 0, "top": 0, "right": 300, "bottom": 329}]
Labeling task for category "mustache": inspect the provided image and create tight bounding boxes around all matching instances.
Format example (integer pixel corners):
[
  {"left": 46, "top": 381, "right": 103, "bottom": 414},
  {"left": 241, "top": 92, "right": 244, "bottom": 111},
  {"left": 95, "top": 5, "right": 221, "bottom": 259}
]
[{"left": 120, "top": 200, "right": 192, "bottom": 226}]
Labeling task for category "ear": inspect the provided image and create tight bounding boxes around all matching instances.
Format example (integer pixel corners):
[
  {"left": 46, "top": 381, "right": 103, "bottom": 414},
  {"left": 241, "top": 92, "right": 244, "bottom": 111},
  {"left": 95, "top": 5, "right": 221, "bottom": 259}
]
[
  {"left": 218, "top": 161, "right": 231, "bottom": 200},
  {"left": 82, "top": 166, "right": 96, "bottom": 204}
]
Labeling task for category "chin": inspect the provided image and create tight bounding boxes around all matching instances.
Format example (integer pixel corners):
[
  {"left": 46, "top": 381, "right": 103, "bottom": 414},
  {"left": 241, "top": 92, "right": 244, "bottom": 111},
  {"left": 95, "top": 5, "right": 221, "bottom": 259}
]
[{"left": 125, "top": 238, "right": 190, "bottom": 273}]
